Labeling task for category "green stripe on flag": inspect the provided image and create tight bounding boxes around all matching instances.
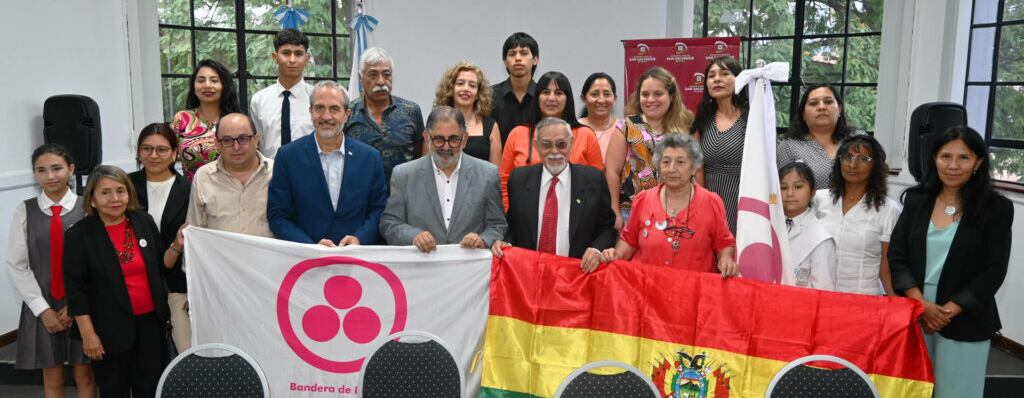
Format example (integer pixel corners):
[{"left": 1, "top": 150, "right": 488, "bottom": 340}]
[{"left": 479, "top": 387, "right": 542, "bottom": 398}]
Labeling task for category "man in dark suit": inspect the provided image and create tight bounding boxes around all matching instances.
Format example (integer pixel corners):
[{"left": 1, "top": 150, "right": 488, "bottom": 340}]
[
  {"left": 268, "top": 80, "right": 387, "bottom": 246},
  {"left": 492, "top": 117, "right": 616, "bottom": 272},
  {"left": 380, "top": 106, "right": 507, "bottom": 252}
]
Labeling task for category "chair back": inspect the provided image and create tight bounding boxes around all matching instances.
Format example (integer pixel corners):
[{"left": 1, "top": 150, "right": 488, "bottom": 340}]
[
  {"left": 766, "top": 355, "right": 879, "bottom": 398},
  {"left": 157, "top": 343, "right": 269, "bottom": 398},
  {"left": 554, "top": 360, "right": 661, "bottom": 398},
  {"left": 358, "top": 330, "right": 462, "bottom": 397}
]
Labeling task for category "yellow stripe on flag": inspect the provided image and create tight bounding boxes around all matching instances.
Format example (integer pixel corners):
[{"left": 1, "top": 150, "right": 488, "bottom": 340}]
[{"left": 482, "top": 315, "right": 933, "bottom": 398}]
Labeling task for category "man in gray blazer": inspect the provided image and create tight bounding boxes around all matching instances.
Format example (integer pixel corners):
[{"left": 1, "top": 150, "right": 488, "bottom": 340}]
[{"left": 380, "top": 106, "right": 507, "bottom": 252}]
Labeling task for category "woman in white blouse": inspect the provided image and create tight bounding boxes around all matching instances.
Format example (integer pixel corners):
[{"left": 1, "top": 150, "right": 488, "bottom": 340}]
[
  {"left": 6, "top": 144, "right": 96, "bottom": 397},
  {"left": 814, "top": 135, "right": 901, "bottom": 295}
]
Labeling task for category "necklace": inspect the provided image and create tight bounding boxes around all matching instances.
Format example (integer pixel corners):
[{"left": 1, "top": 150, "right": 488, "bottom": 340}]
[
  {"left": 940, "top": 195, "right": 959, "bottom": 217},
  {"left": 658, "top": 186, "right": 695, "bottom": 253},
  {"left": 116, "top": 222, "right": 136, "bottom": 265},
  {"left": 661, "top": 185, "right": 693, "bottom": 216}
]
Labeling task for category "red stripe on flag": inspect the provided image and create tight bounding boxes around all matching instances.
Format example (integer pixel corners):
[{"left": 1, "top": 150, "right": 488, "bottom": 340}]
[{"left": 489, "top": 248, "right": 933, "bottom": 383}]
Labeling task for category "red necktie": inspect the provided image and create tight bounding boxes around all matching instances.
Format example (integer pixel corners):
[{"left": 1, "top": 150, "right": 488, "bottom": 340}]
[
  {"left": 49, "top": 205, "right": 65, "bottom": 300},
  {"left": 537, "top": 175, "right": 559, "bottom": 254}
]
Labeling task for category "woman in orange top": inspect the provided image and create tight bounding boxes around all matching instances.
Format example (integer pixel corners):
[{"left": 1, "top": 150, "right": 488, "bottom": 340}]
[{"left": 500, "top": 71, "right": 603, "bottom": 208}]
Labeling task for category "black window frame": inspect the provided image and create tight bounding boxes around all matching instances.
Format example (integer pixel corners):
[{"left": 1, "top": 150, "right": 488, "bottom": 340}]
[
  {"left": 695, "top": 0, "right": 883, "bottom": 133},
  {"left": 964, "top": 0, "right": 1024, "bottom": 157},
  {"left": 159, "top": 0, "right": 352, "bottom": 120}
]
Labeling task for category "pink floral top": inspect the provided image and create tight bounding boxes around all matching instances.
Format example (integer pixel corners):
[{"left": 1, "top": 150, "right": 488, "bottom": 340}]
[{"left": 172, "top": 110, "right": 219, "bottom": 180}]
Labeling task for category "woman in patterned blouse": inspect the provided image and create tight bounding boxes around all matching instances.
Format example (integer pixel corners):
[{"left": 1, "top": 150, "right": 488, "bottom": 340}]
[
  {"left": 778, "top": 84, "right": 859, "bottom": 188},
  {"left": 617, "top": 67, "right": 694, "bottom": 229},
  {"left": 171, "top": 59, "right": 241, "bottom": 180}
]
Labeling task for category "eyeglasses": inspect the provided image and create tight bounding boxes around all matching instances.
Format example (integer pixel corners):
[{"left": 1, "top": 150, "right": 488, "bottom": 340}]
[
  {"left": 140, "top": 145, "right": 173, "bottom": 156},
  {"left": 840, "top": 154, "right": 873, "bottom": 165},
  {"left": 664, "top": 223, "right": 695, "bottom": 239},
  {"left": 430, "top": 135, "right": 463, "bottom": 147},
  {"left": 217, "top": 134, "right": 256, "bottom": 147},
  {"left": 537, "top": 140, "right": 570, "bottom": 150}
]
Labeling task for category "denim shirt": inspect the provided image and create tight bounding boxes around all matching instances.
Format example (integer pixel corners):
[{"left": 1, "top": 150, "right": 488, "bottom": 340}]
[{"left": 345, "top": 95, "right": 424, "bottom": 182}]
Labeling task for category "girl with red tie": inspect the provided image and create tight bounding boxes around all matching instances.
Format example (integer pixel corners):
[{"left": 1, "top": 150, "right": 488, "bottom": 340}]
[{"left": 6, "top": 144, "right": 96, "bottom": 397}]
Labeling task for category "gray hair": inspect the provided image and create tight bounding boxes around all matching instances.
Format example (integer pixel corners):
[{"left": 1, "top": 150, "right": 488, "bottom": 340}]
[
  {"left": 360, "top": 47, "right": 394, "bottom": 72},
  {"left": 653, "top": 133, "right": 703, "bottom": 168},
  {"left": 534, "top": 117, "right": 573, "bottom": 142},
  {"left": 426, "top": 106, "right": 466, "bottom": 133},
  {"left": 311, "top": 80, "right": 350, "bottom": 109}
]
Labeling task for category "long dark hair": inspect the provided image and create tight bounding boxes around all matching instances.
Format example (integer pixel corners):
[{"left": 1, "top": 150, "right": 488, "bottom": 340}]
[
  {"left": 185, "top": 59, "right": 242, "bottom": 115},
  {"left": 691, "top": 56, "right": 748, "bottom": 134},
  {"left": 531, "top": 71, "right": 583, "bottom": 129},
  {"left": 829, "top": 135, "right": 889, "bottom": 211},
  {"left": 901, "top": 126, "right": 999, "bottom": 220},
  {"left": 579, "top": 72, "right": 617, "bottom": 118},
  {"left": 786, "top": 84, "right": 854, "bottom": 142}
]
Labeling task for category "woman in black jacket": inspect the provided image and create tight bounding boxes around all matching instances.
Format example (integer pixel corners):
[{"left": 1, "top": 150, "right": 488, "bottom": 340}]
[
  {"left": 888, "top": 126, "right": 1013, "bottom": 398},
  {"left": 128, "top": 123, "right": 191, "bottom": 352},
  {"left": 64, "top": 166, "right": 175, "bottom": 398}
]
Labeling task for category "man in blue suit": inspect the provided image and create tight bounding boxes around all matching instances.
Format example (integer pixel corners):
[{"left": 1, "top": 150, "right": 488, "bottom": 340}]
[{"left": 268, "top": 80, "right": 387, "bottom": 246}]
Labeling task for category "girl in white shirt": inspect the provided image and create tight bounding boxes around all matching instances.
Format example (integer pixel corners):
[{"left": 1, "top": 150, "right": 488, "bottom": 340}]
[
  {"left": 6, "top": 144, "right": 96, "bottom": 397},
  {"left": 814, "top": 135, "right": 901, "bottom": 295},
  {"left": 780, "top": 162, "right": 835, "bottom": 290}
]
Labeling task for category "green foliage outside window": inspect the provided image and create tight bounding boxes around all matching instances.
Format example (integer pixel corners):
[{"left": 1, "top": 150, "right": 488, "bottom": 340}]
[
  {"left": 158, "top": 0, "right": 351, "bottom": 121},
  {"left": 969, "top": 0, "right": 1024, "bottom": 182},
  {"left": 700, "top": 0, "right": 883, "bottom": 132}
]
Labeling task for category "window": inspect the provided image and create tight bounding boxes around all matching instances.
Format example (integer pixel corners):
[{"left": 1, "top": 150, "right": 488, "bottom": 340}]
[
  {"left": 965, "top": 0, "right": 1024, "bottom": 183},
  {"left": 693, "top": 0, "right": 883, "bottom": 132},
  {"left": 158, "top": 0, "right": 352, "bottom": 121}
]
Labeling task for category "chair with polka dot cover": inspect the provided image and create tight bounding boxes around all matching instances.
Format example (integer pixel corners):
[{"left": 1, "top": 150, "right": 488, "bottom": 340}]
[
  {"left": 156, "top": 343, "right": 269, "bottom": 398},
  {"left": 765, "top": 354, "right": 879, "bottom": 398},
  {"left": 358, "top": 330, "right": 463, "bottom": 398},
  {"left": 554, "top": 360, "right": 661, "bottom": 398}
]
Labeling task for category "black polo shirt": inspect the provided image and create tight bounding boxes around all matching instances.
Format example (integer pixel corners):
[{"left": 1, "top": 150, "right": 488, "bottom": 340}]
[{"left": 491, "top": 79, "right": 537, "bottom": 144}]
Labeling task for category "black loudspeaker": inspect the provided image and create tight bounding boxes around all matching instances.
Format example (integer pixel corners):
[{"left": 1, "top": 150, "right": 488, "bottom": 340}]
[
  {"left": 43, "top": 95, "right": 102, "bottom": 175},
  {"left": 907, "top": 102, "right": 967, "bottom": 182}
]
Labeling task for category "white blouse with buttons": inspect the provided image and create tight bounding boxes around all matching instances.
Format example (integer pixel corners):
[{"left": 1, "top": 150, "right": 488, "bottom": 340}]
[{"left": 813, "top": 189, "right": 902, "bottom": 295}]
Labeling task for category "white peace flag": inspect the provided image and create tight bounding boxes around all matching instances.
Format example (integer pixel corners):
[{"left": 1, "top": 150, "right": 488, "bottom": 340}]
[
  {"left": 734, "top": 62, "right": 794, "bottom": 283},
  {"left": 183, "top": 226, "right": 490, "bottom": 397}
]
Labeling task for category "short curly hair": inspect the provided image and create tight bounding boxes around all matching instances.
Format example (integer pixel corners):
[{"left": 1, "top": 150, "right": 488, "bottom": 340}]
[{"left": 433, "top": 62, "right": 493, "bottom": 120}]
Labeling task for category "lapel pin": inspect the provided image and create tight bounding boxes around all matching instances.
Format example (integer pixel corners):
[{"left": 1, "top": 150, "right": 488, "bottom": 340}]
[
  {"left": 576, "top": 198, "right": 582, "bottom": 204},
  {"left": 139, "top": 238, "right": 148, "bottom": 248}
]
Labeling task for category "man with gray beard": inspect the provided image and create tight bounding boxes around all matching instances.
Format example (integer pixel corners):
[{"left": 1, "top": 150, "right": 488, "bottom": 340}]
[
  {"left": 344, "top": 47, "right": 425, "bottom": 184},
  {"left": 493, "top": 117, "right": 617, "bottom": 272},
  {"left": 268, "top": 80, "right": 387, "bottom": 246},
  {"left": 380, "top": 106, "right": 507, "bottom": 252}
]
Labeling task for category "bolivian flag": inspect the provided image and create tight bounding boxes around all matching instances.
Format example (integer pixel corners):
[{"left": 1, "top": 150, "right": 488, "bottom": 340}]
[{"left": 481, "top": 248, "right": 934, "bottom": 397}]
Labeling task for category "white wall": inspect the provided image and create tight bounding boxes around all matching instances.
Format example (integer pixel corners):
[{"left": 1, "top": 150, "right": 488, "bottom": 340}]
[
  {"left": 879, "top": 0, "right": 1024, "bottom": 344},
  {"left": 0, "top": 0, "right": 145, "bottom": 334},
  {"left": 2, "top": 0, "right": 1022, "bottom": 345},
  {"left": 366, "top": 0, "right": 669, "bottom": 115}
]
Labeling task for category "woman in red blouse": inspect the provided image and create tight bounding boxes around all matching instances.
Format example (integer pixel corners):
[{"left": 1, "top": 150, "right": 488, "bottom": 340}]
[
  {"left": 603, "top": 134, "right": 739, "bottom": 275},
  {"left": 64, "top": 166, "right": 175, "bottom": 398}
]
